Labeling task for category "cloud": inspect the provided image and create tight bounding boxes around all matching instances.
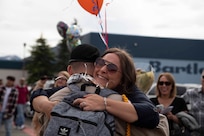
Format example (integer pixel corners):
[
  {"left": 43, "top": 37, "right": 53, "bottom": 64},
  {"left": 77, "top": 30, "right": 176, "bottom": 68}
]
[{"left": 0, "top": 0, "right": 204, "bottom": 58}]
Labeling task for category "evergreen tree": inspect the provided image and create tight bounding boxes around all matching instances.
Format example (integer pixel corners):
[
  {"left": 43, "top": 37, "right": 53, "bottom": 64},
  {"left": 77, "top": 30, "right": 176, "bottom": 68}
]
[
  {"left": 25, "top": 35, "right": 56, "bottom": 84},
  {"left": 55, "top": 39, "right": 70, "bottom": 72}
]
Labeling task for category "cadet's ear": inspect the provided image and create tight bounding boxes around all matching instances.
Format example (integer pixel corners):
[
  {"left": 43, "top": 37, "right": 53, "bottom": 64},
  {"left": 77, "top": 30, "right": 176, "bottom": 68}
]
[{"left": 67, "top": 65, "right": 73, "bottom": 75}]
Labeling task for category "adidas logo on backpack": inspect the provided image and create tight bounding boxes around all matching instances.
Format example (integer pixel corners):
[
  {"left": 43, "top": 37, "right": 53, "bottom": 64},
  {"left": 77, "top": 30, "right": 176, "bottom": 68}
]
[{"left": 58, "top": 127, "right": 70, "bottom": 136}]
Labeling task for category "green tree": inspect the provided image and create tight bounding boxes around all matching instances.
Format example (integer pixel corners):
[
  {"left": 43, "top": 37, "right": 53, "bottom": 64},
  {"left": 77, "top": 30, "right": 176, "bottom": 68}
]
[
  {"left": 55, "top": 39, "right": 70, "bottom": 72},
  {"left": 25, "top": 35, "right": 56, "bottom": 84}
]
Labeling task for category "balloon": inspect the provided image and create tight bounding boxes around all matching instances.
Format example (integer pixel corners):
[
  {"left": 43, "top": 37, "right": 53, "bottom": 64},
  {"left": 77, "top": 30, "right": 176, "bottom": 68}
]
[
  {"left": 66, "top": 25, "right": 81, "bottom": 52},
  {"left": 57, "top": 21, "right": 68, "bottom": 38},
  {"left": 66, "top": 25, "right": 81, "bottom": 41},
  {"left": 77, "top": 0, "right": 103, "bottom": 15},
  {"left": 70, "top": 38, "right": 81, "bottom": 47},
  {"left": 66, "top": 38, "right": 81, "bottom": 52}
]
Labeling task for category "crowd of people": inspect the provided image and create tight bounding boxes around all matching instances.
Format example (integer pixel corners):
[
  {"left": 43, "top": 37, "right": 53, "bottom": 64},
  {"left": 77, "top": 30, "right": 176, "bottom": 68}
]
[
  {"left": 0, "top": 70, "right": 70, "bottom": 136},
  {"left": 0, "top": 43, "right": 204, "bottom": 136}
]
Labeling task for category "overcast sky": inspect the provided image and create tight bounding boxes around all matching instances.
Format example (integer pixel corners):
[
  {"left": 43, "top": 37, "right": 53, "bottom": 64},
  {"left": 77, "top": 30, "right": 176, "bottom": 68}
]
[{"left": 1, "top": 0, "right": 204, "bottom": 58}]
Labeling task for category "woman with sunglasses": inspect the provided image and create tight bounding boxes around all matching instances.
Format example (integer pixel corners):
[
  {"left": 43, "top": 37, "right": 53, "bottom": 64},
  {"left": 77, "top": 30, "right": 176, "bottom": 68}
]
[
  {"left": 74, "top": 48, "right": 159, "bottom": 129},
  {"left": 150, "top": 72, "right": 188, "bottom": 136},
  {"left": 54, "top": 71, "right": 70, "bottom": 87}
]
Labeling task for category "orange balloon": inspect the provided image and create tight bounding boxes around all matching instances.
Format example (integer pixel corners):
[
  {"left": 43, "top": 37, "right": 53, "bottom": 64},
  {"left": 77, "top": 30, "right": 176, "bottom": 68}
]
[{"left": 78, "top": 0, "right": 103, "bottom": 15}]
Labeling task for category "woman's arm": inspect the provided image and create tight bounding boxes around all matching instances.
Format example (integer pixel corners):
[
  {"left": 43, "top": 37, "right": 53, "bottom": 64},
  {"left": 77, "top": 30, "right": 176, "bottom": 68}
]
[
  {"left": 30, "top": 86, "right": 64, "bottom": 111},
  {"left": 73, "top": 88, "right": 160, "bottom": 128},
  {"left": 128, "top": 87, "right": 160, "bottom": 128},
  {"left": 73, "top": 93, "right": 138, "bottom": 122},
  {"left": 33, "top": 96, "right": 57, "bottom": 117},
  {"left": 105, "top": 97, "right": 138, "bottom": 122}
]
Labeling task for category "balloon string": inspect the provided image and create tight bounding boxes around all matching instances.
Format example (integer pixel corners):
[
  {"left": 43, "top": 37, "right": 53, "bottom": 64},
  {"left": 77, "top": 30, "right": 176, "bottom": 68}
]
[
  {"left": 104, "top": 5, "right": 108, "bottom": 49},
  {"left": 98, "top": 10, "right": 104, "bottom": 33},
  {"left": 62, "top": 0, "right": 75, "bottom": 11},
  {"left": 98, "top": 31, "right": 109, "bottom": 48},
  {"left": 97, "top": 9, "right": 109, "bottom": 49},
  {"left": 97, "top": 1, "right": 109, "bottom": 49},
  {"left": 103, "top": 2, "right": 111, "bottom": 49}
]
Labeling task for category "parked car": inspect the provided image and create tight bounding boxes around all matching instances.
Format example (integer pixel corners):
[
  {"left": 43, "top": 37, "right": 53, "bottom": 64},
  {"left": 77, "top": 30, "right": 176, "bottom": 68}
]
[{"left": 146, "top": 83, "right": 201, "bottom": 99}]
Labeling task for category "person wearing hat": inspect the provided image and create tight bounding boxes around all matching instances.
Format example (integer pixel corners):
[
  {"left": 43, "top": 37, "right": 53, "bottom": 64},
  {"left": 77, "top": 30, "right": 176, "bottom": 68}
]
[
  {"left": 31, "top": 44, "right": 160, "bottom": 135},
  {"left": 0, "top": 76, "right": 18, "bottom": 136},
  {"left": 31, "top": 43, "right": 100, "bottom": 105},
  {"left": 31, "top": 43, "right": 100, "bottom": 109},
  {"left": 30, "top": 43, "right": 101, "bottom": 135}
]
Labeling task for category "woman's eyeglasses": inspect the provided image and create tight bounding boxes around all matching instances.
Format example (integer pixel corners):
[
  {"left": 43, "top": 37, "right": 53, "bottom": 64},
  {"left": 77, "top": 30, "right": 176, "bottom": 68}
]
[
  {"left": 55, "top": 76, "right": 67, "bottom": 81},
  {"left": 158, "top": 81, "right": 171, "bottom": 86},
  {"left": 95, "top": 58, "right": 120, "bottom": 73},
  {"left": 202, "top": 76, "right": 204, "bottom": 79}
]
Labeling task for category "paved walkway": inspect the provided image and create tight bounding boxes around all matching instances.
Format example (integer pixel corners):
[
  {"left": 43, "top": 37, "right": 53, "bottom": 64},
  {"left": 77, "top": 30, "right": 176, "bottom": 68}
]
[{"left": 0, "top": 118, "right": 36, "bottom": 136}]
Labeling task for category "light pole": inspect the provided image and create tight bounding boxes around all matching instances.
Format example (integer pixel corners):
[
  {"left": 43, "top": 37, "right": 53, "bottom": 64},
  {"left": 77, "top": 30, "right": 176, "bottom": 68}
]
[{"left": 22, "top": 43, "right": 26, "bottom": 77}]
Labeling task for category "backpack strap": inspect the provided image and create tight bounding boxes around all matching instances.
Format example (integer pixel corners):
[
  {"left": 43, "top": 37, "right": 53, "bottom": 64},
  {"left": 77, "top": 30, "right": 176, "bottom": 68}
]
[
  {"left": 49, "top": 87, "right": 72, "bottom": 102},
  {"left": 107, "top": 94, "right": 122, "bottom": 101},
  {"left": 81, "top": 83, "right": 101, "bottom": 94}
]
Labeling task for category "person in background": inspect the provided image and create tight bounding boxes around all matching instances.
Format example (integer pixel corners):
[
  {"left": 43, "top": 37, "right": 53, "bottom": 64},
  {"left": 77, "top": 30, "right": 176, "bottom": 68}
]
[
  {"left": 135, "top": 66, "right": 155, "bottom": 93},
  {"left": 54, "top": 71, "right": 70, "bottom": 87},
  {"left": 183, "top": 69, "right": 204, "bottom": 135},
  {"left": 32, "top": 70, "right": 69, "bottom": 135},
  {"left": 150, "top": 72, "right": 188, "bottom": 136},
  {"left": 0, "top": 76, "right": 19, "bottom": 136},
  {"left": 32, "top": 75, "right": 48, "bottom": 91},
  {"left": 15, "top": 77, "right": 29, "bottom": 130}
]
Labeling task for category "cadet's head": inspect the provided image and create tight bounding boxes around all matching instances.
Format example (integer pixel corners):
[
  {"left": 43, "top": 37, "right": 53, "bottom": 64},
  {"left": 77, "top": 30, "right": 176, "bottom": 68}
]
[{"left": 68, "top": 44, "right": 100, "bottom": 76}]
